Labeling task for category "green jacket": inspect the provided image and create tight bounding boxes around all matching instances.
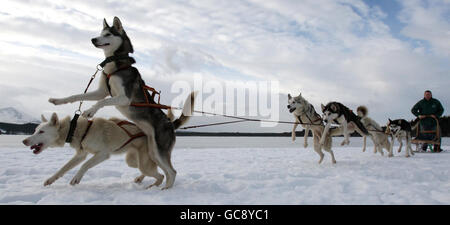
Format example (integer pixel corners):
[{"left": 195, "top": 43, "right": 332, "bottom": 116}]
[{"left": 411, "top": 98, "right": 444, "bottom": 127}]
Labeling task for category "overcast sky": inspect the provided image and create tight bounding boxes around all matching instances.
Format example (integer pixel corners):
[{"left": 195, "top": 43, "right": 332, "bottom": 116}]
[{"left": 0, "top": 0, "right": 449, "bottom": 132}]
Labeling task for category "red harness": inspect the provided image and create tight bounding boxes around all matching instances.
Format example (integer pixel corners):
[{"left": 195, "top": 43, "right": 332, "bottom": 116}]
[
  {"left": 80, "top": 120, "right": 146, "bottom": 151},
  {"left": 104, "top": 66, "right": 167, "bottom": 109},
  {"left": 114, "top": 120, "right": 146, "bottom": 152}
]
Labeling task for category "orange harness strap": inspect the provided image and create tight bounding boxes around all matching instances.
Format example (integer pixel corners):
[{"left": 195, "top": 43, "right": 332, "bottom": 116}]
[
  {"left": 105, "top": 66, "right": 166, "bottom": 109},
  {"left": 113, "top": 121, "right": 146, "bottom": 152},
  {"left": 129, "top": 84, "right": 172, "bottom": 109}
]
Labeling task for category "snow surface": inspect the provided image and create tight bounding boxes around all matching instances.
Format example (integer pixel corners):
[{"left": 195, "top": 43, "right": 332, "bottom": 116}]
[{"left": 0, "top": 135, "right": 449, "bottom": 205}]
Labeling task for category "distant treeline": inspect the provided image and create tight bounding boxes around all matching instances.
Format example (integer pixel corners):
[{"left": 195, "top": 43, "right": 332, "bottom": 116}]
[
  {"left": 1, "top": 116, "right": 450, "bottom": 137},
  {"left": 0, "top": 122, "right": 38, "bottom": 135}
]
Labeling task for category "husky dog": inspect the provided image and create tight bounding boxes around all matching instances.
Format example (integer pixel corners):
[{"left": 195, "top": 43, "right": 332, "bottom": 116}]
[
  {"left": 320, "top": 102, "right": 369, "bottom": 147},
  {"left": 386, "top": 119, "right": 420, "bottom": 154},
  {"left": 21, "top": 113, "right": 172, "bottom": 188},
  {"left": 287, "top": 93, "right": 318, "bottom": 147},
  {"left": 386, "top": 119, "right": 415, "bottom": 157},
  {"left": 287, "top": 93, "right": 337, "bottom": 164},
  {"left": 48, "top": 17, "right": 196, "bottom": 189},
  {"left": 356, "top": 106, "right": 391, "bottom": 157}
]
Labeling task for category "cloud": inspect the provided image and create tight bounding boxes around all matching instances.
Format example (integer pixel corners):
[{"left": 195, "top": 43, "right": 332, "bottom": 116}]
[
  {"left": 0, "top": 0, "right": 448, "bottom": 132},
  {"left": 397, "top": 0, "right": 450, "bottom": 56}
]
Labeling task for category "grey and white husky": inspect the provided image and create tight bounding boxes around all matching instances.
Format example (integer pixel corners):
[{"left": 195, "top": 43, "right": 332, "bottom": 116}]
[
  {"left": 320, "top": 102, "right": 369, "bottom": 147},
  {"left": 287, "top": 93, "right": 337, "bottom": 164},
  {"left": 48, "top": 17, "right": 196, "bottom": 189}
]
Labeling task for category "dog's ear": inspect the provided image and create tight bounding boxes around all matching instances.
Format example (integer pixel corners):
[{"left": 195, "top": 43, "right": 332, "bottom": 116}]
[
  {"left": 103, "top": 18, "right": 110, "bottom": 29},
  {"left": 41, "top": 114, "right": 48, "bottom": 123},
  {"left": 388, "top": 118, "right": 392, "bottom": 124},
  {"left": 288, "top": 94, "right": 292, "bottom": 100},
  {"left": 50, "top": 113, "right": 58, "bottom": 126},
  {"left": 113, "top": 16, "right": 124, "bottom": 34},
  {"left": 321, "top": 103, "right": 325, "bottom": 112}
]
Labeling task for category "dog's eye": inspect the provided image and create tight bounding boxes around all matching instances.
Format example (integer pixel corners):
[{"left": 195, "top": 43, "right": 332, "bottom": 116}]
[
  {"left": 39, "top": 131, "right": 44, "bottom": 134},
  {"left": 104, "top": 33, "right": 111, "bottom": 37}
]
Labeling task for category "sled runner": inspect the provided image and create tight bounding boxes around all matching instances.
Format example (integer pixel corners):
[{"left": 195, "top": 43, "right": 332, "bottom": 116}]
[{"left": 412, "top": 115, "right": 441, "bottom": 152}]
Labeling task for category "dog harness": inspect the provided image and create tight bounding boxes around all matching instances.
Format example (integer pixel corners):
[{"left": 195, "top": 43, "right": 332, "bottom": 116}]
[
  {"left": 104, "top": 67, "right": 163, "bottom": 108},
  {"left": 79, "top": 120, "right": 93, "bottom": 150},
  {"left": 113, "top": 120, "right": 146, "bottom": 152},
  {"left": 297, "top": 104, "right": 323, "bottom": 126},
  {"left": 79, "top": 120, "right": 146, "bottom": 151}
]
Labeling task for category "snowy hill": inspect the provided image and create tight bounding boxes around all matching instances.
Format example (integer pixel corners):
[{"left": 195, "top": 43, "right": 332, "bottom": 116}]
[{"left": 0, "top": 107, "right": 39, "bottom": 124}]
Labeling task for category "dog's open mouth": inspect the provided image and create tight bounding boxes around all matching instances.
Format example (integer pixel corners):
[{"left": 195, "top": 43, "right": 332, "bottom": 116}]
[
  {"left": 95, "top": 43, "right": 110, "bottom": 47},
  {"left": 30, "top": 143, "right": 44, "bottom": 154},
  {"left": 289, "top": 107, "right": 296, "bottom": 113}
]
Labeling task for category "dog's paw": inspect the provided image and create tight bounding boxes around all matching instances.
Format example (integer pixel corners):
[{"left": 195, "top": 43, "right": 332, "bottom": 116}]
[
  {"left": 134, "top": 175, "right": 145, "bottom": 184},
  {"left": 291, "top": 136, "right": 296, "bottom": 142},
  {"left": 44, "top": 176, "right": 57, "bottom": 186},
  {"left": 146, "top": 183, "right": 162, "bottom": 189},
  {"left": 82, "top": 107, "right": 98, "bottom": 118},
  {"left": 70, "top": 176, "right": 82, "bottom": 186},
  {"left": 303, "top": 142, "right": 308, "bottom": 148},
  {"left": 340, "top": 140, "right": 350, "bottom": 146},
  {"left": 49, "top": 98, "right": 68, "bottom": 105}
]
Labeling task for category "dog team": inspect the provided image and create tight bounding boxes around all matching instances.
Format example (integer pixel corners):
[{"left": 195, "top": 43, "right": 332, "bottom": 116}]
[
  {"left": 287, "top": 93, "right": 415, "bottom": 165},
  {"left": 21, "top": 17, "right": 423, "bottom": 189}
]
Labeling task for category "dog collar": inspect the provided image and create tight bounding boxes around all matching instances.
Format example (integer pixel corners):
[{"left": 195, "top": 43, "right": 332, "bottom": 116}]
[
  {"left": 65, "top": 113, "right": 80, "bottom": 143},
  {"left": 99, "top": 54, "right": 134, "bottom": 68}
]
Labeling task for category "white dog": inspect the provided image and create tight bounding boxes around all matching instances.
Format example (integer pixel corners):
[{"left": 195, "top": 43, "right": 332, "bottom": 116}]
[
  {"left": 22, "top": 113, "right": 167, "bottom": 188},
  {"left": 357, "top": 106, "right": 392, "bottom": 157}
]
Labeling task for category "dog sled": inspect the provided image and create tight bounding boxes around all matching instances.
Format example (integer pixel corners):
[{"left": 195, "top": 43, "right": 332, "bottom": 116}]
[{"left": 411, "top": 115, "right": 442, "bottom": 152}]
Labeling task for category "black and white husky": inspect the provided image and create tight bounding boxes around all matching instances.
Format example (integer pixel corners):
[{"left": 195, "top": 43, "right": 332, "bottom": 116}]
[
  {"left": 48, "top": 17, "right": 196, "bottom": 189},
  {"left": 386, "top": 119, "right": 415, "bottom": 157},
  {"left": 320, "top": 102, "right": 369, "bottom": 147}
]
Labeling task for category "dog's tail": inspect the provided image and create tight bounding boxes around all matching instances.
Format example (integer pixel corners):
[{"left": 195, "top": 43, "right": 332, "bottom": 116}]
[
  {"left": 357, "top": 105, "right": 368, "bottom": 117},
  {"left": 169, "top": 91, "right": 197, "bottom": 130}
]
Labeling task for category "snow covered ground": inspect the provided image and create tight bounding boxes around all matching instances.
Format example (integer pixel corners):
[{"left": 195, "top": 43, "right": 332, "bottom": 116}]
[{"left": 0, "top": 135, "right": 449, "bottom": 205}]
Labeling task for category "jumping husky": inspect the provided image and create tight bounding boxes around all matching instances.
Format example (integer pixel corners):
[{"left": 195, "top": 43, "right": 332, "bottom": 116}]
[
  {"left": 48, "top": 17, "right": 196, "bottom": 189},
  {"left": 356, "top": 106, "right": 391, "bottom": 157},
  {"left": 22, "top": 113, "right": 173, "bottom": 188},
  {"left": 287, "top": 93, "right": 337, "bottom": 164},
  {"left": 386, "top": 119, "right": 415, "bottom": 157},
  {"left": 320, "top": 102, "right": 369, "bottom": 147}
]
